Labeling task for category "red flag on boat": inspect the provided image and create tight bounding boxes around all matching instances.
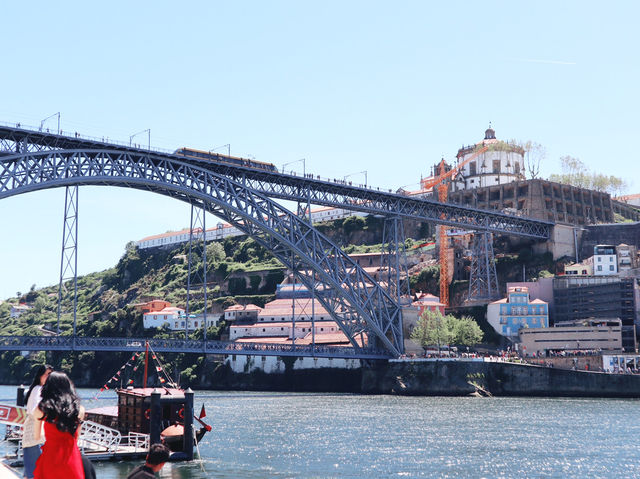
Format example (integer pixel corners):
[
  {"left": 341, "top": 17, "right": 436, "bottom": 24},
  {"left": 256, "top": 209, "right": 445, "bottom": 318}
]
[
  {"left": 199, "top": 404, "right": 206, "bottom": 419},
  {"left": 156, "top": 366, "right": 162, "bottom": 372},
  {"left": 127, "top": 379, "right": 134, "bottom": 385}
]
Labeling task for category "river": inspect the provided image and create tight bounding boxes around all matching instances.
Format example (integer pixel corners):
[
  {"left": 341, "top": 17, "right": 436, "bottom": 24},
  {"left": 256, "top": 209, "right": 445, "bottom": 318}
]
[{"left": 2, "top": 387, "right": 639, "bottom": 478}]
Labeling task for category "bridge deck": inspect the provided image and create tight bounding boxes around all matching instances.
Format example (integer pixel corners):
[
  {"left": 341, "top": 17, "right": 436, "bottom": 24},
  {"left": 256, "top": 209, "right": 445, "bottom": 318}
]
[
  {"left": 0, "top": 123, "right": 552, "bottom": 239},
  {"left": 0, "top": 336, "right": 391, "bottom": 360}
]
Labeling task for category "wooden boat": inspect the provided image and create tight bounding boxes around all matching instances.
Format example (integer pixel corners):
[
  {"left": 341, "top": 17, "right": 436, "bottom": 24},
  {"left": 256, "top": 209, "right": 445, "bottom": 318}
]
[{"left": 85, "top": 342, "right": 210, "bottom": 453}]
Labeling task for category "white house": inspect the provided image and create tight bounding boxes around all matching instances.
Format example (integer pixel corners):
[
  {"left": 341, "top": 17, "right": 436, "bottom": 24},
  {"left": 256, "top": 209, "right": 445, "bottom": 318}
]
[
  {"left": 593, "top": 245, "right": 617, "bottom": 276},
  {"left": 143, "top": 307, "right": 218, "bottom": 331}
]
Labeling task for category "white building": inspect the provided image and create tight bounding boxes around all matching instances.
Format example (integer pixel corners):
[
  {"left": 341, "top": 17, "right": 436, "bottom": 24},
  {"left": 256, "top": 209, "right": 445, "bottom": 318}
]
[
  {"left": 450, "top": 127, "right": 525, "bottom": 192},
  {"left": 593, "top": 245, "right": 618, "bottom": 276},
  {"left": 143, "top": 307, "right": 218, "bottom": 331},
  {"left": 136, "top": 207, "right": 366, "bottom": 250},
  {"left": 230, "top": 320, "right": 340, "bottom": 340},
  {"left": 224, "top": 304, "right": 261, "bottom": 322},
  {"left": 226, "top": 354, "right": 361, "bottom": 373}
]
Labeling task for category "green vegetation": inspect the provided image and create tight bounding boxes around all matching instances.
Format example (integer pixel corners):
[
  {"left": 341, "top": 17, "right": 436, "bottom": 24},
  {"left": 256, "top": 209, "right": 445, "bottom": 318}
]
[
  {"left": 549, "top": 155, "right": 628, "bottom": 196},
  {"left": 410, "top": 310, "right": 483, "bottom": 353}
]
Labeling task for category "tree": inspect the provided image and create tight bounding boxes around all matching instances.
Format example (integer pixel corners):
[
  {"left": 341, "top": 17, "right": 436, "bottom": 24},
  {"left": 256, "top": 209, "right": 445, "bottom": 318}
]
[
  {"left": 452, "top": 316, "right": 483, "bottom": 346},
  {"left": 549, "top": 155, "right": 628, "bottom": 195},
  {"left": 410, "top": 309, "right": 454, "bottom": 355},
  {"left": 522, "top": 141, "right": 545, "bottom": 179}
]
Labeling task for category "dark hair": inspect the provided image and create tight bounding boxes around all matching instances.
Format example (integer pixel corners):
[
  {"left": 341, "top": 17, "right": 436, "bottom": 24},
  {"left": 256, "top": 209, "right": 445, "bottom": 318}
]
[
  {"left": 24, "top": 364, "right": 53, "bottom": 404},
  {"left": 38, "top": 371, "right": 81, "bottom": 435},
  {"left": 147, "top": 443, "right": 170, "bottom": 465}
]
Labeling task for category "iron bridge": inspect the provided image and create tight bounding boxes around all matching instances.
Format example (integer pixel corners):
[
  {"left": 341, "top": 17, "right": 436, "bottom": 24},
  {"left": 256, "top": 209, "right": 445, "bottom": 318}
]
[
  {"left": 0, "top": 336, "right": 391, "bottom": 360},
  {"left": 0, "top": 123, "right": 555, "bottom": 359}
]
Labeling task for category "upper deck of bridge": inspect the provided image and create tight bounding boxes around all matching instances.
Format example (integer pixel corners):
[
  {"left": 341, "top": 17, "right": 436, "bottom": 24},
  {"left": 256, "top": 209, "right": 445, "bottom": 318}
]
[{"left": 0, "top": 122, "right": 553, "bottom": 239}]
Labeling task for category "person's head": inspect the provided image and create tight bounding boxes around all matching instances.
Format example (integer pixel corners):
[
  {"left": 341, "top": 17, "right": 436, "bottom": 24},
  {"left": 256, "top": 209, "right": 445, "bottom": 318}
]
[
  {"left": 24, "top": 364, "right": 53, "bottom": 403},
  {"left": 146, "top": 443, "right": 170, "bottom": 471},
  {"left": 39, "top": 371, "right": 81, "bottom": 435}
]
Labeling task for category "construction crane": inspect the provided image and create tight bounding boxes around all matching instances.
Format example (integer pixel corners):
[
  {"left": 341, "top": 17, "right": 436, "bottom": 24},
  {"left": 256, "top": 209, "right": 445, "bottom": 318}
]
[{"left": 420, "top": 145, "right": 489, "bottom": 306}]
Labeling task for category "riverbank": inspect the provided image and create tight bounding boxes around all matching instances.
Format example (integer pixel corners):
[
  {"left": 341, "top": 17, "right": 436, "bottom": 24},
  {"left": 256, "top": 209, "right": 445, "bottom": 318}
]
[
  {"left": 362, "top": 359, "right": 640, "bottom": 397},
  {"left": 4, "top": 358, "right": 640, "bottom": 398},
  {"left": 203, "top": 358, "right": 640, "bottom": 397}
]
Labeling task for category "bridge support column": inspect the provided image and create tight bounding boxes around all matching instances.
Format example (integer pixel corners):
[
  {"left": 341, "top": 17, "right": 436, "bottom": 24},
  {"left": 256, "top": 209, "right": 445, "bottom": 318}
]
[
  {"left": 381, "top": 216, "right": 410, "bottom": 303},
  {"left": 468, "top": 232, "right": 499, "bottom": 302},
  {"left": 186, "top": 204, "right": 207, "bottom": 340},
  {"left": 56, "top": 186, "right": 79, "bottom": 338}
]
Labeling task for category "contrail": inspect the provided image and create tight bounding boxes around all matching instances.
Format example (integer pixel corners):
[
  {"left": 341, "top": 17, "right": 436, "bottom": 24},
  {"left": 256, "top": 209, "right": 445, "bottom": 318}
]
[{"left": 514, "top": 58, "right": 577, "bottom": 65}]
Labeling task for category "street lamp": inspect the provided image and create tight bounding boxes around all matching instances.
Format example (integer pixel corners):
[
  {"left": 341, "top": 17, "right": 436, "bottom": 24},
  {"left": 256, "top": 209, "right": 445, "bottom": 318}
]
[
  {"left": 282, "top": 158, "right": 305, "bottom": 176},
  {"left": 129, "top": 129, "right": 150, "bottom": 150},
  {"left": 40, "top": 112, "right": 60, "bottom": 133},
  {"left": 344, "top": 170, "right": 367, "bottom": 187},
  {"left": 210, "top": 144, "right": 231, "bottom": 156}
]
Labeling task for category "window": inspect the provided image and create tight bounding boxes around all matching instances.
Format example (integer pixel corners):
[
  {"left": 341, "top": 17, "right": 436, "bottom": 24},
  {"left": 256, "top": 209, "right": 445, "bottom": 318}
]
[
  {"left": 597, "top": 265, "right": 602, "bottom": 271},
  {"left": 610, "top": 265, "right": 614, "bottom": 271},
  {"left": 598, "top": 257, "right": 602, "bottom": 262},
  {"left": 469, "top": 162, "right": 476, "bottom": 175},
  {"left": 515, "top": 162, "right": 521, "bottom": 174}
]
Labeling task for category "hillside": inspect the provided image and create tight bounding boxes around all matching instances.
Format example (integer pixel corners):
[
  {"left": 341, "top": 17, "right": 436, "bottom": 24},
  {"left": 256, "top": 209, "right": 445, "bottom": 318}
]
[{"left": 0, "top": 214, "right": 560, "bottom": 387}]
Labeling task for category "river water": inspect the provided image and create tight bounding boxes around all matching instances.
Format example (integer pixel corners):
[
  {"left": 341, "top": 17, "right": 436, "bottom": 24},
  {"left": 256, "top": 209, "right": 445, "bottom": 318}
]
[{"left": 2, "top": 387, "right": 640, "bottom": 478}]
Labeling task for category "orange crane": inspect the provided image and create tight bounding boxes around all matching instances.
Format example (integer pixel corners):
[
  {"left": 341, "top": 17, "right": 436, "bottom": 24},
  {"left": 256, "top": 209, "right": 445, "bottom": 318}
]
[{"left": 421, "top": 146, "right": 489, "bottom": 306}]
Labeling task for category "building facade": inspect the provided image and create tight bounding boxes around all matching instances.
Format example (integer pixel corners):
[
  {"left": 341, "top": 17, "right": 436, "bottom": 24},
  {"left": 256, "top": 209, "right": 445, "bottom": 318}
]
[
  {"left": 553, "top": 276, "right": 637, "bottom": 352},
  {"left": 487, "top": 287, "right": 549, "bottom": 339},
  {"left": 143, "top": 307, "right": 218, "bottom": 331},
  {"left": 450, "top": 127, "right": 525, "bottom": 191},
  {"left": 519, "top": 318, "right": 623, "bottom": 356},
  {"left": 593, "top": 245, "right": 618, "bottom": 276}
]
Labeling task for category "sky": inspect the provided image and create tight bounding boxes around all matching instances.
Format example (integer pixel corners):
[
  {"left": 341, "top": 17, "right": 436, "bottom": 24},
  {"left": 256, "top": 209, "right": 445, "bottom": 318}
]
[{"left": 1, "top": 1, "right": 639, "bottom": 300}]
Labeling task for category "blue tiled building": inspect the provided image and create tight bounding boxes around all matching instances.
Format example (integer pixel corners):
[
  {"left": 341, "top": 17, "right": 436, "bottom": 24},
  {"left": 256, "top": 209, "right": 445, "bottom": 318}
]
[{"left": 487, "top": 287, "right": 549, "bottom": 339}]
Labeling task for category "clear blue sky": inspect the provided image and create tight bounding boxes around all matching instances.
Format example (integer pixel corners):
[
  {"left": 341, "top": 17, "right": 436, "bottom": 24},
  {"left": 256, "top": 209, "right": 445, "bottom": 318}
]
[{"left": 1, "top": 1, "right": 639, "bottom": 299}]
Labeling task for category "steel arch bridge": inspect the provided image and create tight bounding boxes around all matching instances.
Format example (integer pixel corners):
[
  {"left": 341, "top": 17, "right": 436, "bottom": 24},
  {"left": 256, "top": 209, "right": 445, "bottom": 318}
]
[
  {"left": 0, "top": 124, "right": 553, "bottom": 239},
  {"left": 0, "top": 148, "right": 405, "bottom": 356}
]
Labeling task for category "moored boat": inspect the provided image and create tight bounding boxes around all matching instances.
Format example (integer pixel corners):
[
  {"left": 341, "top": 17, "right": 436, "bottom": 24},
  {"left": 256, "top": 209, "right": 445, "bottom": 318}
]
[{"left": 85, "top": 342, "right": 210, "bottom": 454}]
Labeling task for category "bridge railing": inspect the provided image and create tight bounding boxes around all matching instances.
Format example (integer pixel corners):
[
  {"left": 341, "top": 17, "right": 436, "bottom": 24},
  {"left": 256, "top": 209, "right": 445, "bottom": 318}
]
[{"left": 0, "top": 336, "right": 392, "bottom": 359}]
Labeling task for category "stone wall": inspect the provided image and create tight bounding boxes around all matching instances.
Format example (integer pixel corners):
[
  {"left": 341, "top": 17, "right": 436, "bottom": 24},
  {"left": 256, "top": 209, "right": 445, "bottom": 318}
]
[
  {"left": 448, "top": 179, "right": 613, "bottom": 225},
  {"left": 361, "top": 359, "right": 640, "bottom": 397}
]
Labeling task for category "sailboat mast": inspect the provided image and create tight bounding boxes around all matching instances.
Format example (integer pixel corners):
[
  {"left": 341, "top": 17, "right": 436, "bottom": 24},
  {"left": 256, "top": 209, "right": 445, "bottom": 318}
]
[{"left": 143, "top": 341, "right": 149, "bottom": 388}]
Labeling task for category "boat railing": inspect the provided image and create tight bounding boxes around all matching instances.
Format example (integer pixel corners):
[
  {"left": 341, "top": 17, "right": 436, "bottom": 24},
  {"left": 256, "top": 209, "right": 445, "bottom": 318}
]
[
  {"left": 78, "top": 420, "right": 122, "bottom": 454},
  {"left": 121, "top": 431, "right": 150, "bottom": 452}
]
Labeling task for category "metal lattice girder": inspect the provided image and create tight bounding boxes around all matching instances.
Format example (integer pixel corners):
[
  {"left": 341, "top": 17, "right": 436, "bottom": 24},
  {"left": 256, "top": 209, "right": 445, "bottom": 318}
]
[
  {"left": 0, "top": 149, "right": 404, "bottom": 356},
  {"left": 56, "top": 186, "right": 79, "bottom": 336},
  {"left": 186, "top": 204, "right": 207, "bottom": 339},
  {"left": 381, "top": 216, "right": 411, "bottom": 303},
  {"left": 468, "top": 232, "right": 499, "bottom": 301},
  {"left": 0, "top": 336, "right": 391, "bottom": 359},
  {"left": 0, "top": 125, "right": 553, "bottom": 239}
]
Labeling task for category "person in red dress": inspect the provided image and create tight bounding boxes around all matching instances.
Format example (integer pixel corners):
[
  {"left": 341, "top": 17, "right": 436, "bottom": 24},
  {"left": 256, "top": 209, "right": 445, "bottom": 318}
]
[{"left": 33, "top": 372, "right": 85, "bottom": 479}]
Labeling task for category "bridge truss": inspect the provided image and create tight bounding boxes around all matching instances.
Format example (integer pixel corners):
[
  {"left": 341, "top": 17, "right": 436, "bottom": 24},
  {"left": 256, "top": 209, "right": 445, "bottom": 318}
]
[
  {"left": 0, "top": 148, "right": 404, "bottom": 356},
  {"left": 0, "top": 124, "right": 554, "bottom": 358}
]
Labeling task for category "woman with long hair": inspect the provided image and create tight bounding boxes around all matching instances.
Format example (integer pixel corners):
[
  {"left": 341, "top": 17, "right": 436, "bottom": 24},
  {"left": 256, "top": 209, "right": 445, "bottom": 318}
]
[
  {"left": 33, "top": 371, "right": 85, "bottom": 479},
  {"left": 22, "top": 364, "right": 52, "bottom": 479}
]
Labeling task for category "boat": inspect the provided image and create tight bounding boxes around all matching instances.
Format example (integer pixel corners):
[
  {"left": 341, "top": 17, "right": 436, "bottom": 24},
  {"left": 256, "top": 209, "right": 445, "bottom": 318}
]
[{"left": 85, "top": 342, "right": 210, "bottom": 454}]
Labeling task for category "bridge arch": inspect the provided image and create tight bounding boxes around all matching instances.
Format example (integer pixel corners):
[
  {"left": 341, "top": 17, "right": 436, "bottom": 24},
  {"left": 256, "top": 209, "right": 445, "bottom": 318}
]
[{"left": 0, "top": 149, "right": 403, "bottom": 356}]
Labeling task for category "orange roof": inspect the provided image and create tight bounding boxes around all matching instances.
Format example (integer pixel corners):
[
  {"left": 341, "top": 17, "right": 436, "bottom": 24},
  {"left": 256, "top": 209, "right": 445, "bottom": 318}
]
[{"left": 232, "top": 321, "right": 339, "bottom": 330}]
